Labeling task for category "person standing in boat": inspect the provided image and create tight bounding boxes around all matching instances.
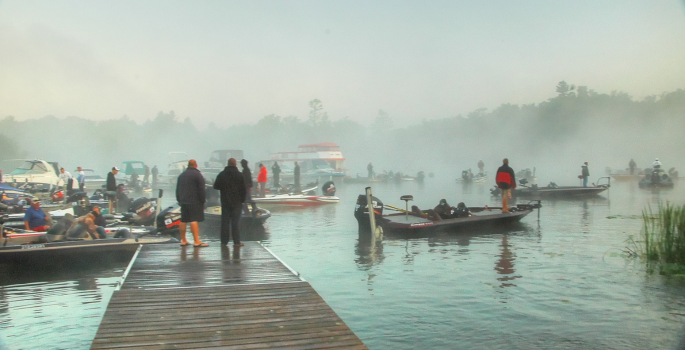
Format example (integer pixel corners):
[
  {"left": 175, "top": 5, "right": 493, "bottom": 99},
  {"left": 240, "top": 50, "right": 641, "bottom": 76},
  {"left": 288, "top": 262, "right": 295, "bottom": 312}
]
[
  {"left": 652, "top": 158, "right": 662, "bottom": 169},
  {"left": 257, "top": 163, "right": 267, "bottom": 197},
  {"left": 496, "top": 158, "right": 516, "bottom": 213},
  {"left": 59, "top": 168, "right": 73, "bottom": 194},
  {"left": 272, "top": 162, "right": 281, "bottom": 188},
  {"left": 367, "top": 163, "right": 374, "bottom": 180},
  {"left": 77, "top": 166, "right": 86, "bottom": 191},
  {"left": 106, "top": 166, "right": 119, "bottom": 213},
  {"left": 478, "top": 160, "right": 485, "bottom": 175},
  {"left": 294, "top": 161, "right": 301, "bottom": 193},
  {"left": 143, "top": 165, "right": 151, "bottom": 185},
  {"left": 581, "top": 162, "right": 590, "bottom": 187},
  {"left": 241, "top": 159, "right": 258, "bottom": 217},
  {"left": 214, "top": 158, "right": 246, "bottom": 247},
  {"left": 151, "top": 165, "right": 159, "bottom": 184},
  {"left": 629, "top": 159, "right": 637, "bottom": 175},
  {"left": 176, "top": 159, "right": 207, "bottom": 247}
]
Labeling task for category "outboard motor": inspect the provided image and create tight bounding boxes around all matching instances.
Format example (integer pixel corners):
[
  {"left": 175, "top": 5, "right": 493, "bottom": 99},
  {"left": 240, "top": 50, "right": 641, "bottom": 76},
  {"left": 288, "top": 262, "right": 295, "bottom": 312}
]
[
  {"left": 127, "top": 197, "right": 156, "bottom": 226},
  {"left": 322, "top": 181, "right": 336, "bottom": 196},
  {"left": 156, "top": 203, "right": 182, "bottom": 235},
  {"left": 354, "top": 194, "right": 383, "bottom": 232}
]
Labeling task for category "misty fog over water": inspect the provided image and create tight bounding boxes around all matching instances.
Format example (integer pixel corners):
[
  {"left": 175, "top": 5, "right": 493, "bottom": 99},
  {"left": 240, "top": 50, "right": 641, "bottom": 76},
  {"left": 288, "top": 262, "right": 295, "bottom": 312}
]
[
  {"left": 1, "top": 1, "right": 685, "bottom": 349},
  {"left": 2, "top": 85, "right": 684, "bottom": 185}
]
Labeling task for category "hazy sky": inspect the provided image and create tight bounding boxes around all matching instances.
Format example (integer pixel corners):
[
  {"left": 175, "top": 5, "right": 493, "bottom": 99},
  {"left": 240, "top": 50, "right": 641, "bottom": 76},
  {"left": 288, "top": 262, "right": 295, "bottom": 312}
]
[{"left": 1, "top": 1, "right": 684, "bottom": 127}]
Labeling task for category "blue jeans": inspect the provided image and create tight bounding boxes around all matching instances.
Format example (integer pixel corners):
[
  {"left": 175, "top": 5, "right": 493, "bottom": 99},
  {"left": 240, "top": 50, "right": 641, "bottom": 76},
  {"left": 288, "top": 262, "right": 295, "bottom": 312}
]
[{"left": 583, "top": 177, "right": 588, "bottom": 187}]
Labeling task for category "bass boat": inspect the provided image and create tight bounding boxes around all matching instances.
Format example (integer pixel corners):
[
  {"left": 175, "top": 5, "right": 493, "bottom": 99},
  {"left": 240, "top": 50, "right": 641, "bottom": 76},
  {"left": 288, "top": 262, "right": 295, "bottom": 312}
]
[
  {"left": 354, "top": 193, "right": 540, "bottom": 233},
  {"left": 490, "top": 177, "right": 610, "bottom": 198}
]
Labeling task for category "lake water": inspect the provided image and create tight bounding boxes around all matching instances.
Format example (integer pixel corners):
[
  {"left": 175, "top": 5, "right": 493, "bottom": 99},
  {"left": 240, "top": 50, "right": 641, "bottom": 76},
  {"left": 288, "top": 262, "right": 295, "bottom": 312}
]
[{"left": 1, "top": 176, "right": 684, "bottom": 349}]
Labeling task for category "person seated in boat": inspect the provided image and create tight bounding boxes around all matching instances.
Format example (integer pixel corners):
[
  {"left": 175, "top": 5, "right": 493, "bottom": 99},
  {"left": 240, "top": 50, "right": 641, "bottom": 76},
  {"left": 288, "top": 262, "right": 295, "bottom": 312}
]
[
  {"left": 115, "top": 184, "right": 131, "bottom": 212},
  {"left": 46, "top": 213, "right": 75, "bottom": 237},
  {"left": 91, "top": 205, "right": 107, "bottom": 228},
  {"left": 433, "top": 199, "right": 452, "bottom": 219},
  {"left": 23, "top": 199, "right": 51, "bottom": 232},
  {"left": 411, "top": 205, "right": 442, "bottom": 221},
  {"left": 452, "top": 202, "right": 472, "bottom": 218},
  {"left": 66, "top": 213, "right": 107, "bottom": 240},
  {"left": 652, "top": 158, "right": 662, "bottom": 169}
]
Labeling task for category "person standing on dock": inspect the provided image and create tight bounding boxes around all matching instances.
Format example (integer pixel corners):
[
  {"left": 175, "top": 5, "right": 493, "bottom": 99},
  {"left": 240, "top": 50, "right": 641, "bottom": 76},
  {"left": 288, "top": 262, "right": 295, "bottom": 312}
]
[
  {"left": 496, "top": 158, "right": 516, "bottom": 213},
  {"left": 257, "top": 163, "right": 267, "bottom": 197},
  {"left": 214, "top": 158, "right": 247, "bottom": 247},
  {"left": 629, "top": 159, "right": 636, "bottom": 175},
  {"left": 294, "top": 161, "right": 301, "bottom": 193},
  {"left": 581, "top": 162, "right": 590, "bottom": 187},
  {"left": 272, "top": 161, "right": 281, "bottom": 188},
  {"left": 176, "top": 159, "right": 208, "bottom": 247}
]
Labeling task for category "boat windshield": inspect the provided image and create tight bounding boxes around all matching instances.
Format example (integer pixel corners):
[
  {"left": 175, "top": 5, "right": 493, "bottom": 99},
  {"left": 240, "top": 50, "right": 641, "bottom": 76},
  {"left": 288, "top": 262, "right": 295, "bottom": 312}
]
[{"left": 9, "top": 161, "right": 48, "bottom": 175}]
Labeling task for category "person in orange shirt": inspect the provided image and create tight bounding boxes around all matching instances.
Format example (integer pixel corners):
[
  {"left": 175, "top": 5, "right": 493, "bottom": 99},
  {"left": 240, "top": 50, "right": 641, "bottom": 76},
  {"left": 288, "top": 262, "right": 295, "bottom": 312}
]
[{"left": 257, "top": 163, "right": 268, "bottom": 198}]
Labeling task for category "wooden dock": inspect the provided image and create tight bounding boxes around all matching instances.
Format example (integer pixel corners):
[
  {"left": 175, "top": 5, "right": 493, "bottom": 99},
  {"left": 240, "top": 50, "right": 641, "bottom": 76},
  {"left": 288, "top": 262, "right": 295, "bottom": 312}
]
[{"left": 91, "top": 242, "right": 368, "bottom": 349}]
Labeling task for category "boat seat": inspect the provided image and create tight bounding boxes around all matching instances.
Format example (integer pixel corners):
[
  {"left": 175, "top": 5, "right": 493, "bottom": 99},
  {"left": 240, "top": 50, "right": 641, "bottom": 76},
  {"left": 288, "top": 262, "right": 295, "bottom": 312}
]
[{"left": 400, "top": 195, "right": 413, "bottom": 201}]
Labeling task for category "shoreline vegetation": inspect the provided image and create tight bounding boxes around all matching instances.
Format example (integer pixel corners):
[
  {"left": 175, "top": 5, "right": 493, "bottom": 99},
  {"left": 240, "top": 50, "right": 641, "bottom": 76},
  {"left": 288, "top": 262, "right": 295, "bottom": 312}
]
[
  {"left": 1, "top": 83, "right": 684, "bottom": 174},
  {"left": 628, "top": 202, "right": 685, "bottom": 276}
]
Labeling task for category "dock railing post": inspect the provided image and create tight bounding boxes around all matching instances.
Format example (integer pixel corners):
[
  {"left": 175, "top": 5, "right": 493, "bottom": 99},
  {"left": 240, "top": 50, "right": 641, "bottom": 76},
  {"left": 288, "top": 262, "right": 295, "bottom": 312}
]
[{"left": 365, "top": 186, "right": 382, "bottom": 240}]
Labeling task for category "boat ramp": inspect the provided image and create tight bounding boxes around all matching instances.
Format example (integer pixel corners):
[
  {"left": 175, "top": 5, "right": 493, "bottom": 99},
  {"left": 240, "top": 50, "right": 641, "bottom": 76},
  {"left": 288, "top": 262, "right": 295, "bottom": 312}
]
[{"left": 91, "top": 242, "right": 367, "bottom": 349}]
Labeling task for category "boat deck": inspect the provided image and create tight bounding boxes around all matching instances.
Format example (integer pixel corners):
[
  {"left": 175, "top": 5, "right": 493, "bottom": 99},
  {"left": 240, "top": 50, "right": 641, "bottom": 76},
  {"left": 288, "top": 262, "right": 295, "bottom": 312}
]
[{"left": 91, "top": 242, "right": 367, "bottom": 349}]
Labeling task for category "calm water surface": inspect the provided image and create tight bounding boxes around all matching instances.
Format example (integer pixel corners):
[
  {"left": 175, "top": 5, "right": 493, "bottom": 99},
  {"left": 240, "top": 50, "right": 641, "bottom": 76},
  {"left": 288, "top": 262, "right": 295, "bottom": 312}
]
[{"left": 1, "top": 176, "right": 684, "bottom": 349}]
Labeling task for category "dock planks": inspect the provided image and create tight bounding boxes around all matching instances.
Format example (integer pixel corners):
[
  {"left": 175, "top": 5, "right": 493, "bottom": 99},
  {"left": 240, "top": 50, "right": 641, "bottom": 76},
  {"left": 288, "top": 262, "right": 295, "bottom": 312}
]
[{"left": 91, "top": 242, "right": 367, "bottom": 349}]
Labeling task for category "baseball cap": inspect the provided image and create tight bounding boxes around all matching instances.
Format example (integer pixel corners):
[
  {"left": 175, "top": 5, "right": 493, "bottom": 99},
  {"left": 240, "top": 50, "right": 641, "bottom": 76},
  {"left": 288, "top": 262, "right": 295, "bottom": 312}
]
[{"left": 113, "top": 166, "right": 120, "bottom": 171}]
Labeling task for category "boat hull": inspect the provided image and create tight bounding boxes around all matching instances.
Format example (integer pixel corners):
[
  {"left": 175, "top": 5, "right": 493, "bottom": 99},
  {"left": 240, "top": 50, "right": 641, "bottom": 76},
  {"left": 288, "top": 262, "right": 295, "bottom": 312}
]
[
  {"left": 514, "top": 186, "right": 608, "bottom": 198},
  {"left": 0, "top": 236, "right": 177, "bottom": 265},
  {"left": 253, "top": 195, "right": 339, "bottom": 207}
]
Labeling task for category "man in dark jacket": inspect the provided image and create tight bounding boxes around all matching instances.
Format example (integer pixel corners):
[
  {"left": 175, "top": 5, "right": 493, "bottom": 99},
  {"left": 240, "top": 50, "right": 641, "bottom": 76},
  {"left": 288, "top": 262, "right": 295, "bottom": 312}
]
[
  {"left": 294, "top": 161, "right": 301, "bottom": 193},
  {"left": 272, "top": 162, "right": 281, "bottom": 187},
  {"left": 496, "top": 158, "right": 516, "bottom": 213},
  {"left": 106, "top": 166, "right": 119, "bottom": 213},
  {"left": 213, "top": 158, "right": 247, "bottom": 247},
  {"left": 176, "top": 159, "right": 207, "bottom": 247},
  {"left": 241, "top": 159, "right": 258, "bottom": 216}
]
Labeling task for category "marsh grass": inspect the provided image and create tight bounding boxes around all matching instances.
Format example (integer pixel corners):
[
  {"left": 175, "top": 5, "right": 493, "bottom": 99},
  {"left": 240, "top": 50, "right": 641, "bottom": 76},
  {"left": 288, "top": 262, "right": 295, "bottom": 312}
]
[{"left": 630, "top": 202, "right": 685, "bottom": 275}]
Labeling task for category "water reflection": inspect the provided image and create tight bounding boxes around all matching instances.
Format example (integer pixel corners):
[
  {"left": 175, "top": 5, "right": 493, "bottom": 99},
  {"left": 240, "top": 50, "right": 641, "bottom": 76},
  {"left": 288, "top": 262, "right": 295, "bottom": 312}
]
[{"left": 494, "top": 234, "right": 521, "bottom": 288}]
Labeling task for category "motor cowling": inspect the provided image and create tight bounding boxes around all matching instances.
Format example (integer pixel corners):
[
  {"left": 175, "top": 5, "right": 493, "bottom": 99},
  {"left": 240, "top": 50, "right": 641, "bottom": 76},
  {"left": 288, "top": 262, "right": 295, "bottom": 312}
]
[
  {"left": 156, "top": 203, "right": 181, "bottom": 234},
  {"left": 354, "top": 194, "right": 383, "bottom": 232},
  {"left": 322, "top": 181, "right": 336, "bottom": 196},
  {"left": 128, "top": 197, "right": 156, "bottom": 226}
]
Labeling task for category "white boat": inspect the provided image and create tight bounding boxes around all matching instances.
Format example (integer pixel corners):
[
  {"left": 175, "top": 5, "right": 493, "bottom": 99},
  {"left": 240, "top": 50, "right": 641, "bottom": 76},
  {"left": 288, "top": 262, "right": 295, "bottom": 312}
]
[
  {"left": 260, "top": 143, "right": 346, "bottom": 181},
  {"left": 253, "top": 194, "right": 339, "bottom": 207},
  {"left": 2, "top": 159, "right": 61, "bottom": 191}
]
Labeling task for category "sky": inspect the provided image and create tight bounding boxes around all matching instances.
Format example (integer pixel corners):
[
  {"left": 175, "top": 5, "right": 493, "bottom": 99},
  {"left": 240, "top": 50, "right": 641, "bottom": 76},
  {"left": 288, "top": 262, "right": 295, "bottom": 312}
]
[{"left": 1, "top": 0, "right": 684, "bottom": 128}]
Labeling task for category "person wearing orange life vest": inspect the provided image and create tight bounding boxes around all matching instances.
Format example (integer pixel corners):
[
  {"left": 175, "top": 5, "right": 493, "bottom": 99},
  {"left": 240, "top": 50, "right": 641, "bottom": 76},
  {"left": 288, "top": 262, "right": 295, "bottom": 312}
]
[
  {"left": 257, "top": 163, "right": 268, "bottom": 198},
  {"left": 496, "top": 158, "right": 516, "bottom": 213}
]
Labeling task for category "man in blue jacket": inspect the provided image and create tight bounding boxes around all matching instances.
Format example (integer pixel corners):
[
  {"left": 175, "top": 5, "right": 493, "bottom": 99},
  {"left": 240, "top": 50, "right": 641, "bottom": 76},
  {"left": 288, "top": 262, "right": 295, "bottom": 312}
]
[{"left": 176, "top": 159, "right": 207, "bottom": 247}]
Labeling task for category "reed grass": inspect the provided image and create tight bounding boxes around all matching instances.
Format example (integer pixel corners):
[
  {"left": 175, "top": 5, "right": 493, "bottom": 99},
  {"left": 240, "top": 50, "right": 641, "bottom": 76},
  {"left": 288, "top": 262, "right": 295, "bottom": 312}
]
[{"left": 637, "top": 202, "right": 685, "bottom": 275}]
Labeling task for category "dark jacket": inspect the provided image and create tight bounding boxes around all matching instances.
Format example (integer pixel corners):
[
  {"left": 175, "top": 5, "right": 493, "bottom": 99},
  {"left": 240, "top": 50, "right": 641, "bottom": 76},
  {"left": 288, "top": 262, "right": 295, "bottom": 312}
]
[
  {"left": 581, "top": 165, "right": 589, "bottom": 177},
  {"left": 496, "top": 164, "right": 516, "bottom": 189},
  {"left": 106, "top": 172, "right": 117, "bottom": 191},
  {"left": 213, "top": 166, "right": 246, "bottom": 208},
  {"left": 175, "top": 167, "right": 206, "bottom": 205},
  {"left": 242, "top": 167, "right": 253, "bottom": 189}
]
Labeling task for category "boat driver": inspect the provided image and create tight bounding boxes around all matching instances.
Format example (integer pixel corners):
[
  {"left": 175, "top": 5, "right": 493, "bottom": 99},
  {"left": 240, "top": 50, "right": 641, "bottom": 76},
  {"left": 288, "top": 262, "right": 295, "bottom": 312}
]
[
  {"left": 653, "top": 158, "right": 662, "bottom": 169},
  {"left": 433, "top": 199, "right": 452, "bottom": 219},
  {"left": 23, "top": 199, "right": 51, "bottom": 232}
]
